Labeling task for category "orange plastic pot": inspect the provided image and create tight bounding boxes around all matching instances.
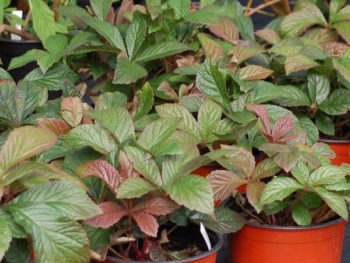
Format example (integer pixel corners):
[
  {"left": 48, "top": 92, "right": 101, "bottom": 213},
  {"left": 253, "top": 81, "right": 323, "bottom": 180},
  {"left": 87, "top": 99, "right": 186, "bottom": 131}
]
[
  {"left": 103, "top": 230, "right": 223, "bottom": 263},
  {"left": 321, "top": 139, "right": 350, "bottom": 165},
  {"left": 229, "top": 218, "right": 345, "bottom": 263}
]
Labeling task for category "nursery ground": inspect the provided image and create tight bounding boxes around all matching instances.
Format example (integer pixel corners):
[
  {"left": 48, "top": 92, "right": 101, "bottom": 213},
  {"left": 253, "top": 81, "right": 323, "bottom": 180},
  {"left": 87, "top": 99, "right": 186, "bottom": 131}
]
[{"left": 216, "top": 220, "right": 350, "bottom": 263}]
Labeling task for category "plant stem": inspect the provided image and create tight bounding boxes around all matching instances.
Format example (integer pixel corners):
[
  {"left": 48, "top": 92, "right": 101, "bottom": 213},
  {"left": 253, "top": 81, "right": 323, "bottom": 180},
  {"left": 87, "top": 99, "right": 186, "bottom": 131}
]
[
  {"left": 109, "top": 247, "right": 129, "bottom": 260},
  {"left": 247, "top": 0, "right": 283, "bottom": 16},
  {"left": 244, "top": 0, "right": 254, "bottom": 16},
  {"left": 0, "top": 24, "right": 37, "bottom": 40},
  {"left": 238, "top": 200, "right": 265, "bottom": 224}
]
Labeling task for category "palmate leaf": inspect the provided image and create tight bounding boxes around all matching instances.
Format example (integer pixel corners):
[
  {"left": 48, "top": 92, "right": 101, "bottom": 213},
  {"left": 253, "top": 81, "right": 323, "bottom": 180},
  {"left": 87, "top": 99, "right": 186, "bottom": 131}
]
[
  {"left": 84, "top": 202, "right": 127, "bottom": 228},
  {"left": 196, "top": 60, "right": 230, "bottom": 110},
  {"left": 90, "top": 0, "right": 114, "bottom": 21},
  {"left": 0, "top": 126, "right": 56, "bottom": 173},
  {"left": 208, "top": 170, "right": 247, "bottom": 201},
  {"left": 9, "top": 209, "right": 90, "bottom": 263},
  {"left": 0, "top": 218, "right": 11, "bottom": 261},
  {"left": 239, "top": 65, "right": 273, "bottom": 81},
  {"left": 280, "top": 2, "right": 327, "bottom": 37},
  {"left": 89, "top": 107, "right": 135, "bottom": 143},
  {"left": 198, "top": 33, "right": 224, "bottom": 63},
  {"left": 134, "top": 41, "right": 189, "bottom": 63},
  {"left": 78, "top": 160, "right": 120, "bottom": 193},
  {"left": 7, "top": 181, "right": 102, "bottom": 220},
  {"left": 32, "top": 0, "right": 67, "bottom": 47},
  {"left": 117, "top": 177, "right": 156, "bottom": 199},
  {"left": 124, "top": 146, "right": 162, "bottom": 186},
  {"left": 319, "top": 89, "right": 350, "bottom": 115},
  {"left": 126, "top": 17, "right": 147, "bottom": 60},
  {"left": 285, "top": 55, "right": 319, "bottom": 75},
  {"left": 166, "top": 175, "right": 214, "bottom": 214},
  {"left": 198, "top": 100, "right": 222, "bottom": 142},
  {"left": 137, "top": 119, "right": 177, "bottom": 155},
  {"left": 156, "top": 103, "right": 201, "bottom": 141},
  {"left": 190, "top": 207, "right": 245, "bottom": 235},
  {"left": 113, "top": 58, "right": 147, "bottom": 84},
  {"left": 260, "top": 177, "right": 303, "bottom": 205},
  {"left": 65, "top": 124, "right": 117, "bottom": 154}
]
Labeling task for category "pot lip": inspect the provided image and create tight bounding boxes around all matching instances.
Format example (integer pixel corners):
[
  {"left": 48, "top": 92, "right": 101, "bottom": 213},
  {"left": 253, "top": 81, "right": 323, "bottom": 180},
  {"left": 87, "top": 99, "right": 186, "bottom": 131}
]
[
  {"left": 319, "top": 138, "right": 350, "bottom": 144},
  {"left": 106, "top": 230, "right": 223, "bottom": 263},
  {"left": 0, "top": 37, "right": 40, "bottom": 44},
  {"left": 245, "top": 217, "right": 345, "bottom": 231}
]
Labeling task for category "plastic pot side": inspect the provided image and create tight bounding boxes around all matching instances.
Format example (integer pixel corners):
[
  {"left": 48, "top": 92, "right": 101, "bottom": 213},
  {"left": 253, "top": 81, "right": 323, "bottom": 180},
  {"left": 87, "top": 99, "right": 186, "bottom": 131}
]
[
  {"left": 103, "top": 231, "right": 223, "bottom": 263},
  {"left": 320, "top": 139, "right": 350, "bottom": 165},
  {"left": 230, "top": 218, "right": 346, "bottom": 263}
]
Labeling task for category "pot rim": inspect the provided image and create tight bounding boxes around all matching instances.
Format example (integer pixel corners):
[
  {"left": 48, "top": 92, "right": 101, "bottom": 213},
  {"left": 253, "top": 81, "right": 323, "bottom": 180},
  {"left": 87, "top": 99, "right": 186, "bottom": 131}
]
[
  {"left": 0, "top": 37, "right": 40, "bottom": 44},
  {"left": 106, "top": 230, "right": 223, "bottom": 263},
  {"left": 245, "top": 217, "right": 345, "bottom": 231},
  {"left": 319, "top": 138, "right": 350, "bottom": 144}
]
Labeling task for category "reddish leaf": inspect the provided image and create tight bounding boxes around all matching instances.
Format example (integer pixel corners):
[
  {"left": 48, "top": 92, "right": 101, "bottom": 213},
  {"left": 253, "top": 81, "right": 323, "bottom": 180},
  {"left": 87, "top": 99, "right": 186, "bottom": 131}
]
[
  {"left": 158, "top": 81, "right": 179, "bottom": 102},
  {"left": 208, "top": 19, "right": 239, "bottom": 44},
  {"left": 221, "top": 145, "right": 256, "bottom": 177},
  {"left": 208, "top": 170, "right": 247, "bottom": 201},
  {"left": 246, "top": 104, "right": 271, "bottom": 136},
  {"left": 37, "top": 118, "right": 71, "bottom": 136},
  {"left": 131, "top": 197, "right": 178, "bottom": 216},
  {"left": 271, "top": 114, "right": 293, "bottom": 141},
  {"left": 84, "top": 202, "right": 127, "bottom": 228},
  {"left": 132, "top": 212, "right": 159, "bottom": 237},
  {"left": 78, "top": 160, "right": 120, "bottom": 192},
  {"left": 61, "top": 97, "right": 83, "bottom": 127},
  {"left": 246, "top": 181, "right": 265, "bottom": 213},
  {"left": 119, "top": 150, "right": 139, "bottom": 180},
  {"left": 116, "top": 0, "right": 134, "bottom": 25},
  {"left": 106, "top": 7, "right": 115, "bottom": 25}
]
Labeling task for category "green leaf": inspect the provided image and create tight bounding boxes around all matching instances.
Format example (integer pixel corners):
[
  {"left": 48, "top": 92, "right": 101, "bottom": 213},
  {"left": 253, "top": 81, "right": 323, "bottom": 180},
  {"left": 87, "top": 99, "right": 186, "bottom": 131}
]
[
  {"left": 314, "top": 187, "right": 348, "bottom": 220},
  {"left": 9, "top": 209, "right": 90, "bottom": 263},
  {"left": 184, "top": 4, "right": 237, "bottom": 24},
  {"left": 138, "top": 119, "right": 177, "bottom": 155},
  {"left": 7, "top": 182, "right": 101, "bottom": 220},
  {"left": 319, "top": 89, "right": 350, "bottom": 115},
  {"left": 113, "top": 58, "right": 147, "bottom": 84},
  {"left": 117, "top": 177, "right": 156, "bottom": 199},
  {"left": 260, "top": 177, "right": 303, "bottom": 205},
  {"left": 246, "top": 182, "right": 265, "bottom": 213},
  {"left": 0, "top": 126, "right": 56, "bottom": 173},
  {"left": 292, "top": 202, "right": 311, "bottom": 226},
  {"left": 315, "top": 113, "right": 335, "bottom": 136},
  {"left": 307, "top": 73, "right": 330, "bottom": 104},
  {"left": 252, "top": 158, "right": 280, "bottom": 180},
  {"left": 0, "top": 82, "right": 17, "bottom": 127},
  {"left": 8, "top": 50, "right": 36, "bottom": 70},
  {"left": 309, "top": 165, "right": 346, "bottom": 186},
  {"left": 24, "top": 63, "right": 78, "bottom": 91},
  {"left": 291, "top": 161, "right": 309, "bottom": 185},
  {"left": 234, "top": 15, "right": 254, "bottom": 41},
  {"left": 298, "top": 115, "right": 319, "bottom": 144},
  {"left": 4, "top": 238, "right": 32, "bottom": 263},
  {"left": 197, "top": 33, "right": 224, "bottom": 63},
  {"left": 84, "top": 225, "right": 112, "bottom": 254},
  {"left": 66, "top": 124, "right": 117, "bottom": 154},
  {"left": 96, "top": 91, "right": 127, "bottom": 110},
  {"left": 198, "top": 100, "right": 222, "bottom": 142},
  {"left": 333, "top": 58, "right": 350, "bottom": 89},
  {"left": 134, "top": 82, "right": 154, "bottom": 121},
  {"left": 0, "top": 218, "right": 11, "bottom": 260},
  {"left": 0, "top": 68, "right": 13, "bottom": 80},
  {"left": 89, "top": 107, "right": 134, "bottom": 143},
  {"left": 333, "top": 21, "right": 350, "bottom": 44},
  {"left": 0, "top": 209, "right": 26, "bottom": 238},
  {"left": 168, "top": 0, "right": 190, "bottom": 19},
  {"left": 38, "top": 136, "right": 71, "bottom": 162},
  {"left": 281, "top": 3, "right": 327, "bottom": 37},
  {"left": 156, "top": 104, "right": 201, "bottom": 141},
  {"left": 90, "top": 0, "right": 113, "bottom": 20},
  {"left": 276, "top": 85, "right": 312, "bottom": 107},
  {"left": 250, "top": 81, "right": 283, "bottom": 104},
  {"left": 285, "top": 55, "right": 319, "bottom": 75},
  {"left": 124, "top": 146, "right": 162, "bottom": 186},
  {"left": 190, "top": 207, "right": 245, "bottom": 235},
  {"left": 302, "top": 191, "right": 322, "bottom": 209},
  {"left": 134, "top": 41, "right": 189, "bottom": 63},
  {"left": 126, "top": 17, "right": 147, "bottom": 60},
  {"left": 196, "top": 59, "right": 230, "bottom": 110},
  {"left": 330, "top": 0, "right": 346, "bottom": 23},
  {"left": 83, "top": 15, "right": 126, "bottom": 51},
  {"left": 167, "top": 175, "right": 214, "bottom": 214},
  {"left": 32, "top": 0, "right": 67, "bottom": 47}
]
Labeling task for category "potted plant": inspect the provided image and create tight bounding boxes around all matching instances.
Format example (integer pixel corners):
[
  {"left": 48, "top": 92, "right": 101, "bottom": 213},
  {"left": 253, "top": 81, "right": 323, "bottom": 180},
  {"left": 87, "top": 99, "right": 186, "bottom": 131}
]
[
  {"left": 207, "top": 103, "right": 349, "bottom": 263},
  {"left": 60, "top": 91, "right": 245, "bottom": 262}
]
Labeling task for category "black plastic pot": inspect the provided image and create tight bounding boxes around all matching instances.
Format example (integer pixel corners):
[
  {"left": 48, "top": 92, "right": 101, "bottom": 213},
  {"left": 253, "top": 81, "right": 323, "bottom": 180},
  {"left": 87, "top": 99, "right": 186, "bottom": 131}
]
[
  {"left": 105, "top": 225, "right": 223, "bottom": 263},
  {"left": 0, "top": 38, "right": 42, "bottom": 81}
]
